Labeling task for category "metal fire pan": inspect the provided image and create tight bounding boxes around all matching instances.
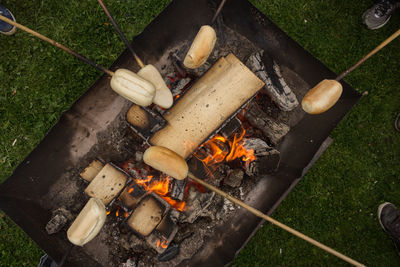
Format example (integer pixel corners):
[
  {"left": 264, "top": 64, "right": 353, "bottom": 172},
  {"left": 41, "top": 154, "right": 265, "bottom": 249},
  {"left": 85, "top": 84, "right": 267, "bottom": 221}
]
[{"left": 0, "top": 0, "right": 360, "bottom": 266}]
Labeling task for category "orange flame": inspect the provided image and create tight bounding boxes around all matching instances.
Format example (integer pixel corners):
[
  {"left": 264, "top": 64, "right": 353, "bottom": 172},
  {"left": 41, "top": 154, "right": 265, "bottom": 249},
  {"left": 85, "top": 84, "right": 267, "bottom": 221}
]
[
  {"left": 161, "top": 239, "right": 168, "bottom": 249},
  {"left": 195, "top": 127, "right": 256, "bottom": 168},
  {"left": 156, "top": 238, "right": 169, "bottom": 249},
  {"left": 135, "top": 175, "right": 186, "bottom": 211}
]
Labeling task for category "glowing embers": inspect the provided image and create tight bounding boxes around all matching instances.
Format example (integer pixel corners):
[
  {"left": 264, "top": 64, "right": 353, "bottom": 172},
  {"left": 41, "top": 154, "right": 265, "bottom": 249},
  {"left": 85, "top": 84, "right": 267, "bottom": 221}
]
[
  {"left": 146, "top": 210, "right": 179, "bottom": 254},
  {"left": 122, "top": 162, "right": 186, "bottom": 212},
  {"left": 194, "top": 126, "right": 256, "bottom": 169}
]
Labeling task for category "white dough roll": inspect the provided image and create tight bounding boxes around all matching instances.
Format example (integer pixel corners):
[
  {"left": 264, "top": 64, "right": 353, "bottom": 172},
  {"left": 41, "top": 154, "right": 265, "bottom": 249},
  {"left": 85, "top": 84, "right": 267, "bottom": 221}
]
[
  {"left": 67, "top": 198, "right": 106, "bottom": 246},
  {"left": 137, "top": 65, "right": 173, "bottom": 109},
  {"left": 110, "top": 68, "right": 156, "bottom": 107}
]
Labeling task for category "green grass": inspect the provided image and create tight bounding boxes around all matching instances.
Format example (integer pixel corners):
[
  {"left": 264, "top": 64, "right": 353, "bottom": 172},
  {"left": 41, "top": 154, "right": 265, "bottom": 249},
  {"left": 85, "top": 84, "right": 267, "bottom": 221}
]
[{"left": 1, "top": 0, "right": 400, "bottom": 266}]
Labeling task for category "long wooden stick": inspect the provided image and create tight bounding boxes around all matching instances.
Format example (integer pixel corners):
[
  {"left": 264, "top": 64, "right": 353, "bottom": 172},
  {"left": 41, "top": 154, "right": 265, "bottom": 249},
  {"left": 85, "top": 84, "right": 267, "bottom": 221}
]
[
  {"left": 97, "top": 0, "right": 145, "bottom": 68},
  {"left": 336, "top": 28, "right": 400, "bottom": 81},
  {"left": 188, "top": 172, "right": 365, "bottom": 267},
  {"left": 0, "top": 15, "right": 114, "bottom": 76},
  {"left": 211, "top": 0, "right": 228, "bottom": 25},
  {"left": 58, "top": 243, "right": 74, "bottom": 267}
]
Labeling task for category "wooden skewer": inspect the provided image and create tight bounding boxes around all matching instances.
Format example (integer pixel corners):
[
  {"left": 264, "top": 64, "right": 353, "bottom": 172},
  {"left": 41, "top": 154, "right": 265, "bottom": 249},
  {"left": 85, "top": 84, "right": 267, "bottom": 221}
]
[
  {"left": 58, "top": 243, "right": 74, "bottom": 267},
  {"left": 97, "top": 0, "right": 145, "bottom": 68},
  {"left": 0, "top": 15, "right": 114, "bottom": 76},
  {"left": 302, "top": 28, "right": 400, "bottom": 114},
  {"left": 211, "top": 0, "right": 228, "bottom": 25},
  {"left": 188, "top": 172, "right": 365, "bottom": 267},
  {"left": 335, "top": 28, "right": 400, "bottom": 81}
]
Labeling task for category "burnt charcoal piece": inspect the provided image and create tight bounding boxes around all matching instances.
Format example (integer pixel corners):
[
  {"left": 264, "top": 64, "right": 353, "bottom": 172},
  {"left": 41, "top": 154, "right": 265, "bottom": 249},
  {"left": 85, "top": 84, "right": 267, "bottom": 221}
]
[
  {"left": 46, "top": 214, "right": 67, "bottom": 235},
  {"left": 134, "top": 151, "right": 143, "bottom": 162},
  {"left": 120, "top": 258, "right": 136, "bottom": 267},
  {"left": 149, "top": 211, "right": 179, "bottom": 254},
  {"left": 246, "top": 51, "right": 299, "bottom": 111},
  {"left": 157, "top": 243, "right": 180, "bottom": 262},
  {"left": 129, "top": 235, "right": 147, "bottom": 253},
  {"left": 126, "top": 105, "right": 167, "bottom": 140},
  {"left": 244, "top": 102, "right": 290, "bottom": 145},
  {"left": 243, "top": 138, "right": 280, "bottom": 175},
  {"left": 181, "top": 188, "right": 215, "bottom": 223},
  {"left": 155, "top": 213, "right": 177, "bottom": 240},
  {"left": 170, "top": 179, "right": 187, "bottom": 201},
  {"left": 45, "top": 208, "right": 72, "bottom": 235},
  {"left": 224, "top": 169, "right": 244, "bottom": 188},
  {"left": 219, "top": 117, "right": 242, "bottom": 138}
]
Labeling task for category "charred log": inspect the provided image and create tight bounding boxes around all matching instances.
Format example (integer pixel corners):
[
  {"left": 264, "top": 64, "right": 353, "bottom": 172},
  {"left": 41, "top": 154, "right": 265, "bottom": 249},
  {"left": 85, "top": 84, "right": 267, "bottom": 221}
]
[
  {"left": 242, "top": 138, "right": 280, "bottom": 175},
  {"left": 244, "top": 102, "right": 290, "bottom": 145},
  {"left": 45, "top": 208, "right": 73, "bottom": 235},
  {"left": 170, "top": 179, "right": 187, "bottom": 201},
  {"left": 246, "top": 51, "right": 298, "bottom": 111}
]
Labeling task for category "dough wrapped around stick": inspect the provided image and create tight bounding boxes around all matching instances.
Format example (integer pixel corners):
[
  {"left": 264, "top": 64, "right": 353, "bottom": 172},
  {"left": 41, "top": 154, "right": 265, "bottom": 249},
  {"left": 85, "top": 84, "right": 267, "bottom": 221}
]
[{"left": 184, "top": 25, "right": 216, "bottom": 69}]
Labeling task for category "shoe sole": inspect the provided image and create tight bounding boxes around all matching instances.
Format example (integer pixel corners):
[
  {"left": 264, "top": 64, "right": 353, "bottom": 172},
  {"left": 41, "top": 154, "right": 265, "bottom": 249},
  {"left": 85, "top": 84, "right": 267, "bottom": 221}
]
[
  {"left": 0, "top": 8, "right": 16, "bottom": 35},
  {"left": 377, "top": 202, "right": 392, "bottom": 232},
  {"left": 378, "top": 202, "right": 400, "bottom": 256},
  {"left": 362, "top": 9, "right": 391, "bottom": 30}
]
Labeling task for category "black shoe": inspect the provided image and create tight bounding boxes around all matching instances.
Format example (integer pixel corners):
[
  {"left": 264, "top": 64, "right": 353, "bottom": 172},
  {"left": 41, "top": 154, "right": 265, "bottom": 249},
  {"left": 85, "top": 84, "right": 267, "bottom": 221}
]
[
  {"left": 378, "top": 202, "right": 400, "bottom": 254},
  {"left": 395, "top": 114, "right": 400, "bottom": 132},
  {"left": 0, "top": 5, "right": 16, "bottom": 35},
  {"left": 362, "top": 0, "right": 400, "bottom": 30},
  {"left": 38, "top": 254, "right": 58, "bottom": 267}
]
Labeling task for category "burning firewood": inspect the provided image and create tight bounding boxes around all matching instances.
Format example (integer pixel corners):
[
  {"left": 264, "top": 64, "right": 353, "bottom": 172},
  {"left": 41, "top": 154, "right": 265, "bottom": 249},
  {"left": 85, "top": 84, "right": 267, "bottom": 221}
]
[
  {"left": 143, "top": 145, "right": 364, "bottom": 267},
  {"left": 242, "top": 138, "right": 280, "bottom": 175}
]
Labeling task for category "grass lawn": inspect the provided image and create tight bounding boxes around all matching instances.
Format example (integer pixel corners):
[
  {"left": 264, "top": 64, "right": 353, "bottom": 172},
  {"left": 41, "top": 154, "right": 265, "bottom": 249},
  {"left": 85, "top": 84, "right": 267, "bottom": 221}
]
[{"left": 1, "top": 0, "right": 399, "bottom": 266}]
